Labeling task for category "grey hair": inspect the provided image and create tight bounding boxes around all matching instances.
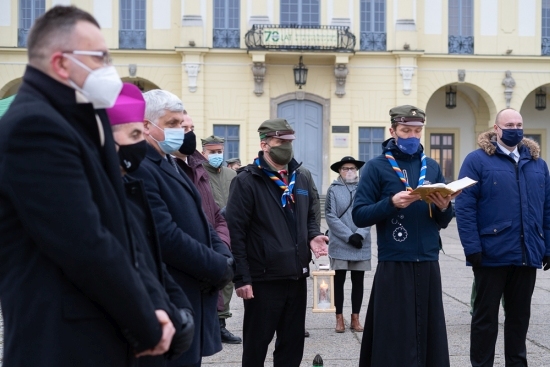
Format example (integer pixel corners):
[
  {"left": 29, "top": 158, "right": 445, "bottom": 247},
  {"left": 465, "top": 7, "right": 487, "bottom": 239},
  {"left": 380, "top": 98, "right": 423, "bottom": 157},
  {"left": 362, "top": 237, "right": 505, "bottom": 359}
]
[{"left": 143, "top": 89, "right": 185, "bottom": 123}]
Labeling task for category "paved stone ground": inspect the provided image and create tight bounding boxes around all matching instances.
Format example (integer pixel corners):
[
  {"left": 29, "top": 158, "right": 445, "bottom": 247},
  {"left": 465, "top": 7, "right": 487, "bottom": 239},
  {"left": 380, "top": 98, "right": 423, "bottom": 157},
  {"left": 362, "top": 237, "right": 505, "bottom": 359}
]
[{"left": 1, "top": 219, "right": 549, "bottom": 366}]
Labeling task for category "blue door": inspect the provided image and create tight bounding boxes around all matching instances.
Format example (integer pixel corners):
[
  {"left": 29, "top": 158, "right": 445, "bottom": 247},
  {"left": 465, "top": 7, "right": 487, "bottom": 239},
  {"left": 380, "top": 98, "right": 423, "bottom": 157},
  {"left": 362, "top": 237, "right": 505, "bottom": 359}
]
[{"left": 277, "top": 100, "right": 323, "bottom": 191}]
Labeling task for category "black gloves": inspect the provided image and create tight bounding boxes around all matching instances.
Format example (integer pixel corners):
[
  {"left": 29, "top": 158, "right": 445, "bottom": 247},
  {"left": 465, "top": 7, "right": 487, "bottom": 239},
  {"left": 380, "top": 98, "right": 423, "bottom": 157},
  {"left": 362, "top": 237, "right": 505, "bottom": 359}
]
[
  {"left": 348, "top": 234, "right": 363, "bottom": 249},
  {"left": 543, "top": 256, "right": 550, "bottom": 271},
  {"left": 214, "top": 257, "right": 235, "bottom": 290},
  {"left": 166, "top": 308, "right": 195, "bottom": 360},
  {"left": 199, "top": 257, "right": 235, "bottom": 293},
  {"left": 466, "top": 252, "right": 482, "bottom": 268}
]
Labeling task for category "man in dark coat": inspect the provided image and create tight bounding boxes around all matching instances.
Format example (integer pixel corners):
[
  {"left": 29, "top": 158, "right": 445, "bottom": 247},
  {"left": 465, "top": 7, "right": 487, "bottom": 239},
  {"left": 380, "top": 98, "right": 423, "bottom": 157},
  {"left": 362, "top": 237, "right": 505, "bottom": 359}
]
[
  {"left": 0, "top": 6, "right": 171, "bottom": 367},
  {"left": 456, "top": 109, "right": 550, "bottom": 367},
  {"left": 173, "top": 113, "right": 242, "bottom": 344},
  {"left": 131, "top": 89, "right": 234, "bottom": 367},
  {"left": 107, "top": 83, "right": 197, "bottom": 366},
  {"left": 352, "top": 105, "right": 457, "bottom": 367},
  {"left": 225, "top": 118, "right": 328, "bottom": 367}
]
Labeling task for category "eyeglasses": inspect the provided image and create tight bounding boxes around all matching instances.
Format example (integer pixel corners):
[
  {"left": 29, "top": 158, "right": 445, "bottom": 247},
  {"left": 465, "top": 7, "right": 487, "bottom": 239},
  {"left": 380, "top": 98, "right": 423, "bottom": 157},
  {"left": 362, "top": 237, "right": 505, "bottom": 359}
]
[
  {"left": 340, "top": 167, "right": 357, "bottom": 172},
  {"left": 63, "top": 50, "right": 113, "bottom": 66}
]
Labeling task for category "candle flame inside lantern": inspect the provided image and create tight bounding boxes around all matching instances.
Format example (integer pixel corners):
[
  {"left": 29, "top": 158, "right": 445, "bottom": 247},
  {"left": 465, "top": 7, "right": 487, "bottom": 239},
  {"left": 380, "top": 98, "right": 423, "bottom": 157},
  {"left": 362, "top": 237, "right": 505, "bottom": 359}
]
[{"left": 320, "top": 280, "right": 328, "bottom": 290}]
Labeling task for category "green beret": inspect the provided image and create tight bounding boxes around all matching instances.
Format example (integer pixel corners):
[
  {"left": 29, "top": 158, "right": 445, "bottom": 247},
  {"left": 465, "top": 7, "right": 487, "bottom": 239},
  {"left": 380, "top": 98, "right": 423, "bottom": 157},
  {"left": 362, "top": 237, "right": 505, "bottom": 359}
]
[
  {"left": 389, "top": 105, "right": 426, "bottom": 126},
  {"left": 201, "top": 135, "right": 225, "bottom": 146},
  {"left": 226, "top": 158, "right": 241, "bottom": 164},
  {"left": 258, "top": 118, "right": 295, "bottom": 140}
]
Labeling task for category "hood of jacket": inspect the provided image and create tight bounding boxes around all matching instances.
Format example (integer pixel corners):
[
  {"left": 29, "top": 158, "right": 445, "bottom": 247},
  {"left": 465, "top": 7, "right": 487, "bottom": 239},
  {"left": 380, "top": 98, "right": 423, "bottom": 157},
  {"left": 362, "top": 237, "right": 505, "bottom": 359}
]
[{"left": 477, "top": 130, "right": 540, "bottom": 159}]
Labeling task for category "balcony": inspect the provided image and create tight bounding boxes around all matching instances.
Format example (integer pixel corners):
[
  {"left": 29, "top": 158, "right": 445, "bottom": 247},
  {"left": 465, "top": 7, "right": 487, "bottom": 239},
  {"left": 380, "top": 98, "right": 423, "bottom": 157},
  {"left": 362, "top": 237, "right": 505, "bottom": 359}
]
[
  {"left": 542, "top": 38, "right": 550, "bottom": 56},
  {"left": 448, "top": 35, "right": 474, "bottom": 54},
  {"left": 18, "top": 28, "right": 30, "bottom": 48},
  {"left": 360, "top": 31, "right": 386, "bottom": 51},
  {"left": 245, "top": 24, "right": 356, "bottom": 51},
  {"left": 119, "top": 30, "right": 146, "bottom": 49},
  {"left": 213, "top": 29, "right": 240, "bottom": 48}
]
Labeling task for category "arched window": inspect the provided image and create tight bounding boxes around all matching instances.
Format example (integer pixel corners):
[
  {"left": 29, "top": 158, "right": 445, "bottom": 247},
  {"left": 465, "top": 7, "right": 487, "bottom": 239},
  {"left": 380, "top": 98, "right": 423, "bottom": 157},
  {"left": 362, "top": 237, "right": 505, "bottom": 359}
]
[
  {"left": 18, "top": 0, "right": 45, "bottom": 47},
  {"left": 119, "top": 0, "right": 146, "bottom": 49},
  {"left": 213, "top": 0, "right": 240, "bottom": 48}
]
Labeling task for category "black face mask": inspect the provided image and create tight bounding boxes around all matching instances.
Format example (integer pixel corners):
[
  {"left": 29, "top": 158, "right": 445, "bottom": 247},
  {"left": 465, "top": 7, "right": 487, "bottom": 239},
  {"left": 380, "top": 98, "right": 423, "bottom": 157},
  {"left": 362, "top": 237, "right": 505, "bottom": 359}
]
[
  {"left": 117, "top": 140, "right": 147, "bottom": 173},
  {"left": 178, "top": 130, "right": 197, "bottom": 155}
]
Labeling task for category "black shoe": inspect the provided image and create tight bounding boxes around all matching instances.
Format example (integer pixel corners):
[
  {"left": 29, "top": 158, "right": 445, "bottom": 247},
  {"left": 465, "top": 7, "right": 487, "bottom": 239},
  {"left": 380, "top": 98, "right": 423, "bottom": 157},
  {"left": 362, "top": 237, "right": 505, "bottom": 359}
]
[
  {"left": 304, "top": 330, "right": 310, "bottom": 338},
  {"left": 220, "top": 319, "right": 242, "bottom": 344},
  {"left": 221, "top": 327, "right": 242, "bottom": 344}
]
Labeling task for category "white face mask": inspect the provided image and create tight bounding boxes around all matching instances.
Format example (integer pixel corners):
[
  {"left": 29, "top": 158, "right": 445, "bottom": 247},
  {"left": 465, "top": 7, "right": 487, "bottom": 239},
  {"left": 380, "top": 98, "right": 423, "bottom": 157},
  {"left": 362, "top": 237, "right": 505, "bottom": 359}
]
[{"left": 65, "top": 54, "right": 123, "bottom": 109}]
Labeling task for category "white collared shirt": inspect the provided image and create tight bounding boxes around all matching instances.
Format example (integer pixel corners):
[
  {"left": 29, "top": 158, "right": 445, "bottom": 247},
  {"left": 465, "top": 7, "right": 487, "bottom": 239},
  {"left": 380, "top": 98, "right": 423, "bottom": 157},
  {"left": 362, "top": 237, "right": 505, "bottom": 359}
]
[{"left": 496, "top": 141, "right": 519, "bottom": 163}]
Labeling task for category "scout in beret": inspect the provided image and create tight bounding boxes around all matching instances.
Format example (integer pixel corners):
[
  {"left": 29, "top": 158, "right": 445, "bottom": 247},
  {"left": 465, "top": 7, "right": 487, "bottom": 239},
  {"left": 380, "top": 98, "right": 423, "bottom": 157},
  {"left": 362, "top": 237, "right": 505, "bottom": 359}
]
[
  {"left": 353, "top": 104, "right": 457, "bottom": 366},
  {"left": 201, "top": 135, "right": 225, "bottom": 169}
]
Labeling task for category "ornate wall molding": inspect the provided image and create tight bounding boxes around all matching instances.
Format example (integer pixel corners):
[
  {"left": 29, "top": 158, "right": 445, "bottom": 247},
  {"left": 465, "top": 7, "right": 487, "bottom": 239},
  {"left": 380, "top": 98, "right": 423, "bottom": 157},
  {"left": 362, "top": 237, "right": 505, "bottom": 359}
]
[
  {"left": 458, "top": 69, "right": 465, "bottom": 82},
  {"left": 185, "top": 63, "right": 200, "bottom": 93},
  {"left": 400, "top": 66, "right": 415, "bottom": 95},
  {"left": 334, "top": 64, "right": 348, "bottom": 97},
  {"left": 502, "top": 70, "right": 516, "bottom": 108},
  {"left": 251, "top": 62, "right": 266, "bottom": 96}
]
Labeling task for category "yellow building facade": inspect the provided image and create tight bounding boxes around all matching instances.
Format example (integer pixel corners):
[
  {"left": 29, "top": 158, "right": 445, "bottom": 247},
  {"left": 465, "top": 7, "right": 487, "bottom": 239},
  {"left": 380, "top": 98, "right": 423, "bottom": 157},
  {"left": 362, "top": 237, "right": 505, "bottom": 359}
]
[{"left": 1, "top": 0, "right": 550, "bottom": 193}]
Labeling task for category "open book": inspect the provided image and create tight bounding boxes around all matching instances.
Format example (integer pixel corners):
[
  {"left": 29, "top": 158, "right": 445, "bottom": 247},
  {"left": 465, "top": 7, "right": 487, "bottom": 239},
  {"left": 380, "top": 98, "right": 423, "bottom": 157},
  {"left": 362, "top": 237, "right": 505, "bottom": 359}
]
[{"left": 411, "top": 177, "right": 477, "bottom": 202}]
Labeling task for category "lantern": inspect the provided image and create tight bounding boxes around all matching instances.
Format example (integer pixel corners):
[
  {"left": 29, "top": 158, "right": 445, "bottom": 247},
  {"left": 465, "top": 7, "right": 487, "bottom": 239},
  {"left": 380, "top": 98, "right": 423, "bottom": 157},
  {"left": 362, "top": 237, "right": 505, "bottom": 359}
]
[
  {"left": 446, "top": 85, "right": 457, "bottom": 109},
  {"left": 535, "top": 88, "right": 547, "bottom": 111},
  {"left": 312, "top": 269, "right": 335, "bottom": 312},
  {"left": 293, "top": 56, "right": 308, "bottom": 89}
]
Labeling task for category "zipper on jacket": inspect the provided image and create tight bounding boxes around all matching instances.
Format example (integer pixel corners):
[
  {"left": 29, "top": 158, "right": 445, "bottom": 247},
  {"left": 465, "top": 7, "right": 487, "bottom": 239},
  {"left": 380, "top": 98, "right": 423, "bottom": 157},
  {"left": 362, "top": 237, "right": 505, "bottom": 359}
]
[{"left": 514, "top": 159, "right": 527, "bottom": 266}]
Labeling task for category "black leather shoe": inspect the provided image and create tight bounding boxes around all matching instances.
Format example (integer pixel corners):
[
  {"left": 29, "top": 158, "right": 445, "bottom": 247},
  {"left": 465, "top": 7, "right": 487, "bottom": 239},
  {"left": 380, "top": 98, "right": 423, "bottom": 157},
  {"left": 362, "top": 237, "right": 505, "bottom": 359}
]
[
  {"left": 221, "top": 327, "right": 242, "bottom": 344},
  {"left": 304, "top": 330, "right": 310, "bottom": 338},
  {"left": 220, "top": 319, "right": 242, "bottom": 344}
]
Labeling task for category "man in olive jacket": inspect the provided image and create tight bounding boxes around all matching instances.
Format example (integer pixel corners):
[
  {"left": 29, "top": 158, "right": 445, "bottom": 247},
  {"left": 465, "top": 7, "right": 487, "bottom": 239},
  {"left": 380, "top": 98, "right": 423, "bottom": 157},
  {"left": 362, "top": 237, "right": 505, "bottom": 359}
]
[{"left": 226, "top": 118, "right": 328, "bottom": 367}]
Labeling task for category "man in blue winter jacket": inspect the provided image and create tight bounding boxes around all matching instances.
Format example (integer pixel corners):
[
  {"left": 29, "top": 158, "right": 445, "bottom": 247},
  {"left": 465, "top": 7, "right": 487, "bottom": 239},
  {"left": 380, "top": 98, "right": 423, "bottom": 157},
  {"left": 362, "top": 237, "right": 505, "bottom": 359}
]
[
  {"left": 456, "top": 108, "right": 550, "bottom": 367},
  {"left": 353, "top": 105, "right": 458, "bottom": 367}
]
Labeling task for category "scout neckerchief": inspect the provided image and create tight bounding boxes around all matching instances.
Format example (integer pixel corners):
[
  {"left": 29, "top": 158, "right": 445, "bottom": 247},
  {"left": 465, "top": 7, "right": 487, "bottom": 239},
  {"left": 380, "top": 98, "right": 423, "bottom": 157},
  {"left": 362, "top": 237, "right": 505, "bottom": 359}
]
[
  {"left": 255, "top": 157, "right": 296, "bottom": 207},
  {"left": 385, "top": 150, "right": 431, "bottom": 216}
]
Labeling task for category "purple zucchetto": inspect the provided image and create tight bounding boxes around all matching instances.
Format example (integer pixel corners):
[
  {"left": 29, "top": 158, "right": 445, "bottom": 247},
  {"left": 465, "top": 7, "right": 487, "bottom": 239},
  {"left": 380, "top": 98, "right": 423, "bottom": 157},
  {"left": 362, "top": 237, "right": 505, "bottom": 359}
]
[{"left": 106, "top": 83, "right": 145, "bottom": 125}]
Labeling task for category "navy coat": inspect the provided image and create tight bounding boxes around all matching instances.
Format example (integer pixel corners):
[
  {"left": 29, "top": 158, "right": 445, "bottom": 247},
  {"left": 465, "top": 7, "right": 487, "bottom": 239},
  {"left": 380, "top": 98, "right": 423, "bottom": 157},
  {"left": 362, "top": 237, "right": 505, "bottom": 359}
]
[
  {"left": 130, "top": 144, "right": 232, "bottom": 365},
  {"left": 0, "top": 66, "right": 162, "bottom": 367},
  {"left": 352, "top": 138, "right": 453, "bottom": 262},
  {"left": 456, "top": 131, "right": 550, "bottom": 268}
]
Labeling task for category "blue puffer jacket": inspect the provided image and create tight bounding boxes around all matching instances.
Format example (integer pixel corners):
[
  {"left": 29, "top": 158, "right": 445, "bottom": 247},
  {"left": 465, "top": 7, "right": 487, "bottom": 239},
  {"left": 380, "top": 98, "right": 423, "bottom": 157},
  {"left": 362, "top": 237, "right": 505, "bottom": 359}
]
[
  {"left": 455, "top": 131, "right": 550, "bottom": 268},
  {"left": 352, "top": 138, "right": 453, "bottom": 262}
]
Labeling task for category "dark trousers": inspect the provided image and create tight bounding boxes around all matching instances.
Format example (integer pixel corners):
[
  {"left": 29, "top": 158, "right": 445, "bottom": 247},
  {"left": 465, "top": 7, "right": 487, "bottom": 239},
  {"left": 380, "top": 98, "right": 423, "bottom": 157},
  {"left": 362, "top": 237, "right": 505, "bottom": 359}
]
[
  {"left": 242, "top": 278, "right": 307, "bottom": 367},
  {"left": 334, "top": 270, "right": 365, "bottom": 314},
  {"left": 471, "top": 266, "right": 537, "bottom": 367}
]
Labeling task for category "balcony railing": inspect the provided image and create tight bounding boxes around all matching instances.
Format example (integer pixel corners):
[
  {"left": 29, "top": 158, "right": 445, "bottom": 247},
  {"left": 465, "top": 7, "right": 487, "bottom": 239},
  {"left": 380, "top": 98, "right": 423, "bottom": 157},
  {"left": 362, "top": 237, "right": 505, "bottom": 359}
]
[
  {"left": 448, "top": 35, "right": 474, "bottom": 54},
  {"left": 542, "top": 38, "right": 550, "bottom": 55},
  {"left": 18, "top": 28, "right": 30, "bottom": 48},
  {"left": 245, "top": 24, "right": 356, "bottom": 51},
  {"left": 360, "top": 31, "right": 386, "bottom": 51},
  {"left": 213, "top": 29, "right": 240, "bottom": 48},
  {"left": 119, "top": 30, "right": 146, "bottom": 49}
]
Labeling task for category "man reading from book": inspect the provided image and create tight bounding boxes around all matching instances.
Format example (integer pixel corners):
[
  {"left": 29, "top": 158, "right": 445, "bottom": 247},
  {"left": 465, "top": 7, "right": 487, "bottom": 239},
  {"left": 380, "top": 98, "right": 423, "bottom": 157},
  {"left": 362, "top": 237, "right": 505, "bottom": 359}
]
[{"left": 352, "top": 104, "right": 460, "bottom": 367}]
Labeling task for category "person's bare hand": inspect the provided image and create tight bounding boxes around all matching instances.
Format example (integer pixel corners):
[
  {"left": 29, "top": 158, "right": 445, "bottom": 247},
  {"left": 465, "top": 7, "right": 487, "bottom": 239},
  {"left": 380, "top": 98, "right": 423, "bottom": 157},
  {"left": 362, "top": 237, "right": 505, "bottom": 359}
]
[
  {"left": 427, "top": 190, "right": 462, "bottom": 211},
  {"left": 236, "top": 285, "right": 254, "bottom": 299},
  {"left": 136, "top": 310, "right": 176, "bottom": 357},
  {"left": 392, "top": 191, "right": 421, "bottom": 209},
  {"left": 310, "top": 235, "right": 329, "bottom": 258}
]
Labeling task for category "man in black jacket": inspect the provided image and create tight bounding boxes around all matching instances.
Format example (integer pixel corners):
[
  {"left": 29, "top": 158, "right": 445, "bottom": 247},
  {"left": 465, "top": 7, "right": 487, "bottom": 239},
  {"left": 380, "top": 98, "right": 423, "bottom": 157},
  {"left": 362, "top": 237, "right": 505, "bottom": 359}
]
[
  {"left": 225, "top": 118, "right": 328, "bottom": 367},
  {"left": 0, "top": 6, "right": 171, "bottom": 367},
  {"left": 107, "top": 83, "right": 196, "bottom": 366}
]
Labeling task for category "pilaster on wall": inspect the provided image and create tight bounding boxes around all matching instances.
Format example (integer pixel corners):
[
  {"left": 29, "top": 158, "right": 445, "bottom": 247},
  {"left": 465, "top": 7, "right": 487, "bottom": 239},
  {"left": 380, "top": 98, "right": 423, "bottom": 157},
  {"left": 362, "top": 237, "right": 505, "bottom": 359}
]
[
  {"left": 393, "top": 51, "right": 422, "bottom": 106},
  {"left": 177, "top": 48, "right": 206, "bottom": 138},
  {"left": 393, "top": 0, "right": 418, "bottom": 50},
  {"left": 247, "top": 51, "right": 270, "bottom": 160}
]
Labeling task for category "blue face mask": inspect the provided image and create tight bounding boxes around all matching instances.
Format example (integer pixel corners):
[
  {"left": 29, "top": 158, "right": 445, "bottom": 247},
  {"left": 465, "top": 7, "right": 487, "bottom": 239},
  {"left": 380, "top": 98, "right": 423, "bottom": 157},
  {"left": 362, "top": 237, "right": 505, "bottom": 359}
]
[
  {"left": 396, "top": 136, "right": 420, "bottom": 155},
  {"left": 208, "top": 153, "right": 224, "bottom": 168},
  {"left": 498, "top": 126, "right": 523, "bottom": 147},
  {"left": 150, "top": 122, "right": 185, "bottom": 154}
]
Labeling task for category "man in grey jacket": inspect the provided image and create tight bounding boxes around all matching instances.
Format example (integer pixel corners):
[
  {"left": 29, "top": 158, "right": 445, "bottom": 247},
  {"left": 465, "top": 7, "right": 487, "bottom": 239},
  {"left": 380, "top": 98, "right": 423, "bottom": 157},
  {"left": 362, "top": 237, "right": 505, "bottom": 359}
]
[{"left": 325, "top": 156, "right": 371, "bottom": 333}]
